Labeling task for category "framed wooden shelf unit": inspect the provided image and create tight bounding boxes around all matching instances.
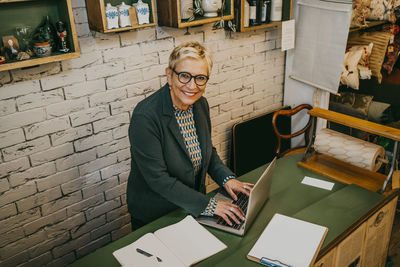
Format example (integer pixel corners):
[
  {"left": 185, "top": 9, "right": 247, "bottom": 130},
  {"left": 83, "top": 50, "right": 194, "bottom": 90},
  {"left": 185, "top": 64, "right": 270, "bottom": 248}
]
[
  {"left": 349, "top": 20, "right": 387, "bottom": 32},
  {"left": 235, "top": 0, "right": 292, "bottom": 32},
  {"left": 85, "top": 0, "right": 156, "bottom": 33},
  {"left": 156, "top": 0, "right": 234, "bottom": 28},
  {"left": 0, "top": 0, "right": 80, "bottom": 72}
]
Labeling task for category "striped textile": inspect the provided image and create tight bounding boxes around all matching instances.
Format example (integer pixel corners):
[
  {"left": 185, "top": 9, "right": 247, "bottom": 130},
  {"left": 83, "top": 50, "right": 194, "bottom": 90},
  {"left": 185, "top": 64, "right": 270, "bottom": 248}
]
[
  {"left": 174, "top": 105, "right": 202, "bottom": 175},
  {"left": 173, "top": 105, "right": 235, "bottom": 216}
]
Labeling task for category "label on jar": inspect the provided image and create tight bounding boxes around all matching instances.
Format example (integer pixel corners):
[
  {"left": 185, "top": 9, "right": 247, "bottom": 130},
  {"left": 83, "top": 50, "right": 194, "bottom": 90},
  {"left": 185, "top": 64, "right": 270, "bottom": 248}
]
[
  {"left": 250, "top": 6, "right": 256, "bottom": 20},
  {"left": 261, "top": 3, "right": 267, "bottom": 22}
]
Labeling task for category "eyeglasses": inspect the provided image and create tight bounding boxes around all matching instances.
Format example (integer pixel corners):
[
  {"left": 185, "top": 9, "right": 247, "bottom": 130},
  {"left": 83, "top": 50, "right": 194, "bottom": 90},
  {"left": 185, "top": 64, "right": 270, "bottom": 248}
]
[{"left": 172, "top": 69, "right": 209, "bottom": 86}]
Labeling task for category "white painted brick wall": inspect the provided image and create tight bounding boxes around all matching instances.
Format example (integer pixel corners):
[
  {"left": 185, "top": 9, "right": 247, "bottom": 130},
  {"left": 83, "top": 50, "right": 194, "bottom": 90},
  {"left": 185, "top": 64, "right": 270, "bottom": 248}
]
[
  {"left": 0, "top": 108, "right": 46, "bottom": 133},
  {"left": 64, "top": 79, "right": 106, "bottom": 100},
  {"left": 30, "top": 143, "right": 74, "bottom": 166},
  {"left": 0, "top": 99, "right": 16, "bottom": 116},
  {"left": 46, "top": 98, "right": 89, "bottom": 118},
  {"left": 70, "top": 106, "right": 109, "bottom": 127},
  {"left": 25, "top": 116, "right": 71, "bottom": 140},
  {"left": 41, "top": 69, "right": 86, "bottom": 91},
  {"left": 51, "top": 124, "right": 93, "bottom": 146},
  {"left": 0, "top": 80, "right": 40, "bottom": 100},
  {"left": 9, "top": 162, "right": 56, "bottom": 187},
  {"left": 89, "top": 87, "right": 127, "bottom": 107},
  {"left": 0, "top": 8, "right": 285, "bottom": 265},
  {"left": 16, "top": 89, "right": 64, "bottom": 111},
  {"left": 2, "top": 136, "right": 51, "bottom": 162}
]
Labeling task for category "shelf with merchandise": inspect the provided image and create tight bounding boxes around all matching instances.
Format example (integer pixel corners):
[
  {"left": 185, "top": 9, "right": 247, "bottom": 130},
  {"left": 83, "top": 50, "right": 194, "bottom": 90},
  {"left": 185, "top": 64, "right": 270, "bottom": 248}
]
[
  {"left": 0, "top": 0, "right": 80, "bottom": 72},
  {"left": 85, "top": 0, "right": 157, "bottom": 33},
  {"left": 156, "top": 0, "right": 234, "bottom": 28},
  {"left": 235, "top": 0, "right": 292, "bottom": 32}
]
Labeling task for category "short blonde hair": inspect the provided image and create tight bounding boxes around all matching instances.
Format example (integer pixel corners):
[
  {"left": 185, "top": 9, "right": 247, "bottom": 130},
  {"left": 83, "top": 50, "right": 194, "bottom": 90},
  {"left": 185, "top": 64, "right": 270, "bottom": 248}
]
[{"left": 168, "top": 42, "right": 213, "bottom": 75}]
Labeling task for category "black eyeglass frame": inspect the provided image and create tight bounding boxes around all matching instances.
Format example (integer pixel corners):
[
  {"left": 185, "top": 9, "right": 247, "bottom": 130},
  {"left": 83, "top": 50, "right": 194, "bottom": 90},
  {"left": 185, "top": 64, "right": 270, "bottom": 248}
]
[{"left": 172, "top": 69, "right": 209, "bottom": 86}]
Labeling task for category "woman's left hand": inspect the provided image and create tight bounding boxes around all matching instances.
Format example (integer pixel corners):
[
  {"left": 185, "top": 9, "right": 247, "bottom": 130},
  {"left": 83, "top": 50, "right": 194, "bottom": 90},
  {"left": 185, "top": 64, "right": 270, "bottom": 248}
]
[{"left": 224, "top": 179, "right": 254, "bottom": 201}]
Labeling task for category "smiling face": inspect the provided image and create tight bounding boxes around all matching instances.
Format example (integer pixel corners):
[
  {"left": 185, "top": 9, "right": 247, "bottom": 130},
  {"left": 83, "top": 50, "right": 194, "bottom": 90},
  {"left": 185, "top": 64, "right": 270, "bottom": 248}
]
[{"left": 166, "top": 57, "right": 209, "bottom": 111}]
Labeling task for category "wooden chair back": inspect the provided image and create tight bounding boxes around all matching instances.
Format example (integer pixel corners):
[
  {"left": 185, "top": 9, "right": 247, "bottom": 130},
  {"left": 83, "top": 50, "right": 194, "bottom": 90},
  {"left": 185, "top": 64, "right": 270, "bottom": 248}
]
[{"left": 272, "top": 104, "right": 313, "bottom": 158}]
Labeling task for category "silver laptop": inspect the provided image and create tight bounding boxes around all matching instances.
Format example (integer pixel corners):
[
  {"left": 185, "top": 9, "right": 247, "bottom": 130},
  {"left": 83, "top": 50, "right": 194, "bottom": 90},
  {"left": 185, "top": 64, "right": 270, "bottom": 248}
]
[{"left": 196, "top": 157, "right": 276, "bottom": 236}]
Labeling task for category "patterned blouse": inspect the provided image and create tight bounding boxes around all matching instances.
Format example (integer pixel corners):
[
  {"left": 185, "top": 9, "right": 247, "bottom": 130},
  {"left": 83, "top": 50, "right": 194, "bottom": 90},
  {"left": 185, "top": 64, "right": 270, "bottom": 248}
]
[{"left": 173, "top": 105, "right": 234, "bottom": 216}]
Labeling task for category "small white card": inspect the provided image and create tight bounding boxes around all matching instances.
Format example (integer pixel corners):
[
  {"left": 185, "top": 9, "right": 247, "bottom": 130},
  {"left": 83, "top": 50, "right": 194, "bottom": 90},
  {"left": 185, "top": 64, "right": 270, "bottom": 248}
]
[
  {"left": 301, "top": 176, "right": 334, "bottom": 191},
  {"left": 281, "top": 19, "right": 295, "bottom": 51}
]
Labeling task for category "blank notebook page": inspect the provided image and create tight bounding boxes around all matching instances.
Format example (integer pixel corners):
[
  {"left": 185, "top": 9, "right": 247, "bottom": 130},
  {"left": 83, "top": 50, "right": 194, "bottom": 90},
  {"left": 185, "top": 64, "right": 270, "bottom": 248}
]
[{"left": 248, "top": 213, "right": 328, "bottom": 267}]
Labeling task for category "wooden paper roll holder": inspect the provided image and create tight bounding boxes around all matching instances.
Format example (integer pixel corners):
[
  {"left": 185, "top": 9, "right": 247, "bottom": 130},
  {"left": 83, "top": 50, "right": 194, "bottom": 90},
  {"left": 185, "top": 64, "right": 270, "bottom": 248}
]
[{"left": 299, "top": 107, "right": 400, "bottom": 195}]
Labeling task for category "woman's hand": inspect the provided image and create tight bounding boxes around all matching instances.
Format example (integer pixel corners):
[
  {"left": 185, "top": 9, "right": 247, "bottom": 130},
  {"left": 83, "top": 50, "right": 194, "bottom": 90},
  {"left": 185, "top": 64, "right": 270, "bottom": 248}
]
[
  {"left": 214, "top": 179, "right": 254, "bottom": 226},
  {"left": 214, "top": 200, "right": 245, "bottom": 226},
  {"left": 224, "top": 179, "right": 254, "bottom": 201}
]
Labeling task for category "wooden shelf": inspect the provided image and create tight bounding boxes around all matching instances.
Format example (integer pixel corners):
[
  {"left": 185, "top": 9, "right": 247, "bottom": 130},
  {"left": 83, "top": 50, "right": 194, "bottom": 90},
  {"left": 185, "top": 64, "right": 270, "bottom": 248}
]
[
  {"left": 85, "top": 0, "right": 156, "bottom": 33},
  {"left": 235, "top": 0, "right": 292, "bottom": 32},
  {"left": 298, "top": 153, "right": 388, "bottom": 193},
  {"left": 349, "top": 21, "right": 387, "bottom": 32},
  {"left": 0, "top": 0, "right": 80, "bottom": 71},
  {"left": 156, "top": 0, "right": 234, "bottom": 28},
  {"left": 309, "top": 107, "right": 400, "bottom": 141},
  {"left": 0, "top": 52, "right": 79, "bottom": 72}
]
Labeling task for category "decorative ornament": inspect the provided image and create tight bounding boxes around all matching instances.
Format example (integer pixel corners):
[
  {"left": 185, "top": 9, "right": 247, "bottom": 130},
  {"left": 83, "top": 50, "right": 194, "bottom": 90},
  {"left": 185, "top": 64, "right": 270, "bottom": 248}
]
[{"left": 55, "top": 21, "right": 69, "bottom": 52}]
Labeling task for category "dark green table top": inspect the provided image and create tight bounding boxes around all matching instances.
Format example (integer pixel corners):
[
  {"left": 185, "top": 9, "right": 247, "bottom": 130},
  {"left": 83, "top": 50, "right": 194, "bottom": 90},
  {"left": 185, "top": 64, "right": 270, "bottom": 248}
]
[{"left": 69, "top": 154, "right": 384, "bottom": 267}]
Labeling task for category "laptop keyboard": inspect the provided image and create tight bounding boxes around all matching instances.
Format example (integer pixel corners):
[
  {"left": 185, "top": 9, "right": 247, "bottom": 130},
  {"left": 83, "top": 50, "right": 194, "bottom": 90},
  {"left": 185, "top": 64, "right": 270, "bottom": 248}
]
[{"left": 216, "top": 192, "right": 248, "bottom": 229}]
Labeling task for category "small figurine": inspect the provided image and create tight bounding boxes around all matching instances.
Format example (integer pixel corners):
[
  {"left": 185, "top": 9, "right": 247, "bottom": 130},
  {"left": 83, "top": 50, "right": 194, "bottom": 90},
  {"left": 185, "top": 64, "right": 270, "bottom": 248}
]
[
  {"left": 55, "top": 21, "right": 69, "bottom": 53},
  {"left": 16, "top": 51, "right": 30, "bottom": 61},
  {"left": 2, "top": 36, "right": 20, "bottom": 59},
  {"left": 133, "top": 0, "right": 150, "bottom": 25},
  {"left": 105, "top": 3, "right": 119, "bottom": 29},
  {"left": 118, "top": 2, "right": 132, "bottom": 27},
  {"left": 8, "top": 39, "right": 19, "bottom": 55}
]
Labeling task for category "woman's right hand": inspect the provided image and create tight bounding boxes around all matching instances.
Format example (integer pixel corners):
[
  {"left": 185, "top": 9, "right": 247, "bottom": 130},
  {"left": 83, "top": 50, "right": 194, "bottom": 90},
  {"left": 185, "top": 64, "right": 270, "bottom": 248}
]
[{"left": 214, "top": 200, "right": 245, "bottom": 226}]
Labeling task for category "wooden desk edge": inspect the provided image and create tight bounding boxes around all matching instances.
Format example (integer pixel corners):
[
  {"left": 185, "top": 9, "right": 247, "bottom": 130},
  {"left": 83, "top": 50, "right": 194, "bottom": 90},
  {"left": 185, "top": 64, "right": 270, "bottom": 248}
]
[
  {"left": 309, "top": 107, "right": 400, "bottom": 141},
  {"left": 316, "top": 189, "right": 399, "bottom": 261}
]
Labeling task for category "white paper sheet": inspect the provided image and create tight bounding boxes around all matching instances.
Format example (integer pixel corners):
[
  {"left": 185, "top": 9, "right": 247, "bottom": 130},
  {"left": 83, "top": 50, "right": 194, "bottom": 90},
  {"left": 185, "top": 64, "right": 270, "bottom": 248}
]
[
  {"left": 113, "top": 233, "right": 185, "bottom": 267},
  {"left": 302, "top": 176, "right": 334, "bottom": 191},
  {"left": 248, "top": 213, "right": 328, "bottom": 267},
  {"left": 155, "top": 216, "right": 227, "bottom": 266},
  {"left": 113, "top": 216, "right": 226, "bottom": 267},
  {"left": 281, "top": 19, "right": 295, "bottom": 51}
]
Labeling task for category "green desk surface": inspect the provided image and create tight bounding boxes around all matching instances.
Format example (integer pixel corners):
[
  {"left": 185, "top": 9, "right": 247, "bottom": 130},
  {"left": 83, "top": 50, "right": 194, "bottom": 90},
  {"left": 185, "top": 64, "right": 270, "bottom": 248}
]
[{"left": 69, "top": 154, "right": 384, "bottom": 267}]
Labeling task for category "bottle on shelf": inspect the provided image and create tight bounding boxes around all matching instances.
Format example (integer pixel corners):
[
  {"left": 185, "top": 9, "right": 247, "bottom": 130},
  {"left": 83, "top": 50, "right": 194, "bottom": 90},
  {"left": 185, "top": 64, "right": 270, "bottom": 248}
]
[
  {"left": 244, "top": 0, "right": 250, "bottom": 27},
  {"left": 118, "top": 2, "right": 132, "bottom": 28},
  {"left": 249, "top": 0, "right": 258, "bottom": 26},
  {"left": 260, "top": 0, "right": 270, "bottom": 23},
  {"left": 105, "top": 3, "right": 119, "bottom": 29},
  {"left": 256, "top": 0, "right": 262, "bottom": 24},
  {"left": 43, "top": 16, "right": 57, "bottom": 52},
  {"left": 270, "top": 0, "right": 282, "bottom": 21},
  {"left": 133, "top": 0, "right": 150, "bottom": 25}
]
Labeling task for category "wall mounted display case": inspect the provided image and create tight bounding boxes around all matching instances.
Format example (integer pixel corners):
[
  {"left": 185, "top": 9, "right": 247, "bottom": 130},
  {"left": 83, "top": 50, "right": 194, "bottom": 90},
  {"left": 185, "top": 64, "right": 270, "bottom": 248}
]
[
  {"left": 0, "top": 0, "right": 80, "bottom": 72},
  {"left": 85, "top": 0, "right": 157, "bottom": 33},
  {"left": 156, "top": 0, "right": 234, "bottom": 28},
  {"left": 235, "top": 0, "right": 292, "bottom": 32}
]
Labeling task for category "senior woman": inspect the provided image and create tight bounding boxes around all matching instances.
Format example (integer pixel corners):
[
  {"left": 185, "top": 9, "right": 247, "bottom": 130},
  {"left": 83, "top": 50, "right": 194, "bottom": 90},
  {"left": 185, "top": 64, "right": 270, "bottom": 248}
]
[{"left": 127, "top": 41, "right": 253, "bottom": 231}]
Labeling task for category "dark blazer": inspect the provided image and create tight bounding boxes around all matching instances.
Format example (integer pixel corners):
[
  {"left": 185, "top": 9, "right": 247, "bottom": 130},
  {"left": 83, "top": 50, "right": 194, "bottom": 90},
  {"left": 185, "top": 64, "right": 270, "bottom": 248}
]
[{"left": 127, "top": 83, "right": 235, "bottom": 224}]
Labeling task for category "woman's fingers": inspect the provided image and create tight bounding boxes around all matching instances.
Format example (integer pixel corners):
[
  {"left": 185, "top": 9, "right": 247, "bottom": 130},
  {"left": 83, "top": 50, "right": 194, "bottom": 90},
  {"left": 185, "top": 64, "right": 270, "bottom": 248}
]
[
  {"left": 241, "top": 182, "right": 254, "bottom": 197},
  {"left": 215, "top": 201, "right": 245, "bottom": 226},
  {"left": 225, "top": 187, "right": 238, "bottom": 201},
  {"left": 226, "top": 179, "right": 255, "bottom": 198}
]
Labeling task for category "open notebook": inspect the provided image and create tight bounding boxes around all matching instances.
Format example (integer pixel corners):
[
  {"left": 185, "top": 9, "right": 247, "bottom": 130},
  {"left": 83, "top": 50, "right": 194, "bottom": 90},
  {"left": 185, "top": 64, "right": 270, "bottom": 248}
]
[
  {"left": 248, "top": 213, "right": 328, "bottom": 267},
  {"left": 113, "top": 215, "right": 227, "bottom": 267}
]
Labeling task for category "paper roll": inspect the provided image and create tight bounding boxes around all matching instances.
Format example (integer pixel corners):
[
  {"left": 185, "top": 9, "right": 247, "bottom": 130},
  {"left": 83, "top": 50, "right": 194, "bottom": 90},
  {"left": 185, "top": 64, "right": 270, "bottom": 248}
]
[{"left": 313, "top": 128, "right": 385, "bottom": 172}]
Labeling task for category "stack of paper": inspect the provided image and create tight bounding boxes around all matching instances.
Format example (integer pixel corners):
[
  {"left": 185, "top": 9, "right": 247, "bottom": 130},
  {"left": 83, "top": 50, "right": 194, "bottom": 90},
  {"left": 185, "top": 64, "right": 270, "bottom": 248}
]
[
  {"left": 248, "top": 213, "right": 328, "bottom": 267},
  {"left": 113, "top": 215, "right": 227, "bottom": 267}
]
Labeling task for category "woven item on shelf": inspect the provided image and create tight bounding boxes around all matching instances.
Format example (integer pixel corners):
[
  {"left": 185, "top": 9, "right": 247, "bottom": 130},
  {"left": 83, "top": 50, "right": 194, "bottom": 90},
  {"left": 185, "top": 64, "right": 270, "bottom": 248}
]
[
  {"left": 180, "top": 0, "right": 193, "bottom": 19},
  {"left": 347, "top": 31, "right": 392, "bottom": 83}
]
